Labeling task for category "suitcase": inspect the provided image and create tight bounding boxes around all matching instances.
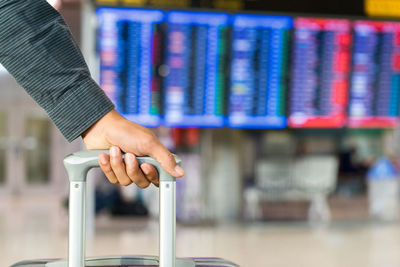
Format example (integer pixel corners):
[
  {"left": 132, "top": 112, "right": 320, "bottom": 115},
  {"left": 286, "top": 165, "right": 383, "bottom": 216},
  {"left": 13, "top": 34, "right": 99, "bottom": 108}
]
[{"left": 12, "top": 150, "right": 239, "bottom": 267}]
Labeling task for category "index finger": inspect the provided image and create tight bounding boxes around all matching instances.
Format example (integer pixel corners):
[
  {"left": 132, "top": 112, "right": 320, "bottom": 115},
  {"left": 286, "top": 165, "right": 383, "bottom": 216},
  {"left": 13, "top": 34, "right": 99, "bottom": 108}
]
[{"left": 147, "top": 143, "right": 185, "bottom": 178}]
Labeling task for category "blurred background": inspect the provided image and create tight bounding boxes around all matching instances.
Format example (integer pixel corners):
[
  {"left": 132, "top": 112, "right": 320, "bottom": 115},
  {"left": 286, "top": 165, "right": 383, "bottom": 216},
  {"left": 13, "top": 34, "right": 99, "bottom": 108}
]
[{"left": 3, "top": 0, "right": 400, "bottom": 266}]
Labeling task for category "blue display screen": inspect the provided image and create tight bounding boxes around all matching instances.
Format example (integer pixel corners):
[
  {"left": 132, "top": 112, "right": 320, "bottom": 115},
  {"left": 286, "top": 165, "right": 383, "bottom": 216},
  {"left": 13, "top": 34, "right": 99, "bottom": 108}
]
[
  {"left": 96, "top": 8, "right": 400, "bottom": 130},
  {"left": 163, "top": 11, "right": 230, "bottom": 127},
  {"left": 97, "top": 7, "right": 164, "bottom": 127},
  {"left": 227, "top": 14, "right": 292, "bottom": 128},
  {"left": 348, "top": 20, "right": 400, "bottom": 128}
]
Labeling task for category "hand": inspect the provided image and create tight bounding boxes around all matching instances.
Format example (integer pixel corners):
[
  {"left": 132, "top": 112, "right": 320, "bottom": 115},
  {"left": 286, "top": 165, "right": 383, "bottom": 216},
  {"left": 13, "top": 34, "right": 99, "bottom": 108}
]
[{"left": 81, "top": 109, "right": 185, "bottom": 187}]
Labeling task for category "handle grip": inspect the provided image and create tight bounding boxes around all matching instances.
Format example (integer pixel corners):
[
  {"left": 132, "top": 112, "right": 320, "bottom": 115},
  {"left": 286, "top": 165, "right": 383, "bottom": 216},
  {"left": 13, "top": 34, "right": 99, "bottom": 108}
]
[{"left": 63, "top": 149, "right": 181, "bottom": 182}]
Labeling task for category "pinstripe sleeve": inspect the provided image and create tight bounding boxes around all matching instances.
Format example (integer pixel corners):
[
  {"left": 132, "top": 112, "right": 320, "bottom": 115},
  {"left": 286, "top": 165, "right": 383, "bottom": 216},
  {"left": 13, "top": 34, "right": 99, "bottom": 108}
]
[{"left": 0, "top": 0, "right": 114, "bottom": 142}]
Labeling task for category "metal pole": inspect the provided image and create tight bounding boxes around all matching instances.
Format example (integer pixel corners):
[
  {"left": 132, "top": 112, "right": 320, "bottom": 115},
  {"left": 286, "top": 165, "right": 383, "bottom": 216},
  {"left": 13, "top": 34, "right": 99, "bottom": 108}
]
[
  {"left": 159, "top": 180, "right": 176, "bottom": 267},
  {"left": 68, "top": 181, "right": 86, "bottom": 267}
]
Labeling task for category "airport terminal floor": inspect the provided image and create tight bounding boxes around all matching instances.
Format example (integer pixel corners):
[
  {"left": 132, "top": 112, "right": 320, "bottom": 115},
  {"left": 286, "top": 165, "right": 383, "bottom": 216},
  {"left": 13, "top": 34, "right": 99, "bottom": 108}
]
[{"left": 1, "top": 195, "right": 400, "bottom": 267}]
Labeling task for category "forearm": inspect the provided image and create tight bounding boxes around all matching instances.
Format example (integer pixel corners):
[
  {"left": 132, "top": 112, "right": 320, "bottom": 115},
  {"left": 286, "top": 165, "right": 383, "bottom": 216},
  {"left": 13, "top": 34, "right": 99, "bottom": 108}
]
[{"left": 0, "top": 0, "right": 114, "bottom": 141}]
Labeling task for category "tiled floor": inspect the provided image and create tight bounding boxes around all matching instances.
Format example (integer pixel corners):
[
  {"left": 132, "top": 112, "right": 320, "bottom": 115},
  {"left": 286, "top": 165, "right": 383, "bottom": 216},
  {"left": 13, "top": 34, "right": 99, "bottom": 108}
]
[{"left": 2, "top": 195, "right": 400, "bottom": 267}]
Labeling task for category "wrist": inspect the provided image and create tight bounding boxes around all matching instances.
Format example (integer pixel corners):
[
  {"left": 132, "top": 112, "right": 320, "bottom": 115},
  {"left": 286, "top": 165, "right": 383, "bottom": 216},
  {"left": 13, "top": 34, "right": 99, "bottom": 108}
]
[{"left": 81, "top": 109, "right": 122, "bottom": 149}]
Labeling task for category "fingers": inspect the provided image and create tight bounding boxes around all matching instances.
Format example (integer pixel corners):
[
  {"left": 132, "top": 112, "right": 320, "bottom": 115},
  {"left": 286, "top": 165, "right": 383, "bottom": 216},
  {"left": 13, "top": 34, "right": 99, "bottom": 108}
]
[
  {"left": 99, "top": 147, "right": 156, "bottom": 188},
  {"left": 110, "top": 146, "right": 132, "bottom": 186},
  {"left": 140, "top": 163, "right": 159, "bottom": 187},
  {"left": 98, "top": 152, "right": 118, "bottom": 184},
  {"left": 124, "top": 153, "right": 150, "bottom": 188},
  {"left": 147, "top": 144, "right": 185, "bottom": 178}
]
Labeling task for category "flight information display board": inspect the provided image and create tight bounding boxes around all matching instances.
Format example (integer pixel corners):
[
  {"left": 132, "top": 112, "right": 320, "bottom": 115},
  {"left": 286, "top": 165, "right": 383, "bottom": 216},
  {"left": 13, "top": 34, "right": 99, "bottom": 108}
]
[
  {"left": 289, "top": 18, "right": 352, "bottom": 128},
  {"left": 227, "top": 14, "right": 291, "bottom": 128},
  {"left": 163, "top": 11, "right": 230, "bottom": 127},
  {"left": 348, "top": 20, "right": 400, "bottom": 128},
  {"left": 97, "top": 8, "right": 164, "bottom": 127}
]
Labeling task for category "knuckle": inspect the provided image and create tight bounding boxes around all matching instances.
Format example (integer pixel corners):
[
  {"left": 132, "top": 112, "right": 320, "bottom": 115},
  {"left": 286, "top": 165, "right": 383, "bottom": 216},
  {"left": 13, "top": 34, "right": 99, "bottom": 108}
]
[
  {"left": 101, "top": 164, "right": 113, "bottom": 173},
  {"left": 138, "top": 181, "right": 150, "bottom": 188},
  {"left": 126, "top": 164, "right": 139, "bottom": 179},
  {"left": 127, "top": 168, "right": 136, "bottom": 179},
  {"left": 148, "top": 173, "right": 159, "bottom": 182},
  {"left": 109, "top": 157, "right": 118, "bottom": 166},
  {"left": 131, "top": 174, "right": 144, "bottom": 185},
  {"left": 124, "top": 156, "right": 137, "bottom": 168},
  {"left": 167, "top": 153, "right": 176, "bottom": 163},
  {"left": 111, "top": 159, "right": 123, "bottom": 169},
  {"left": 120, "top": 179, "right": 131, "bottom": 186},
  {"left": 108, "top": 178, "right": 118, "bottom": 184},
  {"left": 142, "top": 134, "right": 156, "bottom": 150}
]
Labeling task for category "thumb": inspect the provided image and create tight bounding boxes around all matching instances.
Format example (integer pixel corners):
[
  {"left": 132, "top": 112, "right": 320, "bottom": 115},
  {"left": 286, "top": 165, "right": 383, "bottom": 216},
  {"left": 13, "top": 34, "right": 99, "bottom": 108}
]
[{"left": 148, "top": 143, "right": 185, "bottom": 178}]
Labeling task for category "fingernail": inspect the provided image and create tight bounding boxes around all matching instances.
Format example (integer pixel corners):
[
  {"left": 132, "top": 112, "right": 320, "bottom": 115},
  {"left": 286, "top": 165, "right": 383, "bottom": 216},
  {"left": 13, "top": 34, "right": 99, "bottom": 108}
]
[
  {"left": 110, "top": 146, "right": 118, "bottom": 157},
  {"left": 174, "top": 165, "right": 185, "bottom": 176}
]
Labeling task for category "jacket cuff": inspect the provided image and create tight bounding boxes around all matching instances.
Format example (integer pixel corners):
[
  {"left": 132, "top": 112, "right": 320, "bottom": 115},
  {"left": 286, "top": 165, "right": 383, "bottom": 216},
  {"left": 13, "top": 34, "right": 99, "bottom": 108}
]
[{"left": 47, "top": 77, "right": 114, "bottom": 142}]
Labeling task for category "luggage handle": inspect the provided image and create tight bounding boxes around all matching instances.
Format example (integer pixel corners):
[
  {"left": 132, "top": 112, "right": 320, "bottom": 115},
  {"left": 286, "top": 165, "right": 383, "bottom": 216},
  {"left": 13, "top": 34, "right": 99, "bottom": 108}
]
[
  {"left": 63, "top": 150, "right": 181, "bottom": 267},
  {"left": 64, "top": 150, "right": 180, "bottom": 182}
]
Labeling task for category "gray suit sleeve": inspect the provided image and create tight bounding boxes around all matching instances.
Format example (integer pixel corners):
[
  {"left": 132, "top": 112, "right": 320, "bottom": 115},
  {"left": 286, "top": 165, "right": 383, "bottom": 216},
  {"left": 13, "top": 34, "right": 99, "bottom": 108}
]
[{"left": 0, "top": 0, "right": 115, "bottom": 142}]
